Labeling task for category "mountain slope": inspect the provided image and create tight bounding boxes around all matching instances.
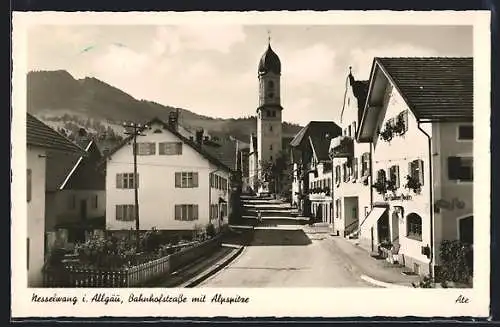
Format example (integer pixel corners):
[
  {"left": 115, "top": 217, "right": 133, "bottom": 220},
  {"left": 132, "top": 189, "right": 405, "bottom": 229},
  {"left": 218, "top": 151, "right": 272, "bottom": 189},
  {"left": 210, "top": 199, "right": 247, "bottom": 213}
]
[{"left": 27, "top": 70, "right": 302, "bottom": 143}]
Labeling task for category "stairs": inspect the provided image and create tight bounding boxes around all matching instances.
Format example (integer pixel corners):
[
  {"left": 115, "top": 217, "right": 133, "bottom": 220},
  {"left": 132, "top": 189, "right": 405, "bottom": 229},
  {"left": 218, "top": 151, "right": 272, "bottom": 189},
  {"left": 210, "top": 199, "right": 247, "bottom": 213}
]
[{"left": 240, "top": 194, "right": 307, "bottom": 225}]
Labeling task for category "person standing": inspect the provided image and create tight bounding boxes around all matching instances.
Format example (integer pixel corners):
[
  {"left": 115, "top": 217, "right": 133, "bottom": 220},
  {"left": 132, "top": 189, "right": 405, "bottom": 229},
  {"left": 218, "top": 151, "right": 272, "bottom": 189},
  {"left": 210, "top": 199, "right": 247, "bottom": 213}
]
[{"left": 257, "top": 210, "right": 262, "bottom": 224}]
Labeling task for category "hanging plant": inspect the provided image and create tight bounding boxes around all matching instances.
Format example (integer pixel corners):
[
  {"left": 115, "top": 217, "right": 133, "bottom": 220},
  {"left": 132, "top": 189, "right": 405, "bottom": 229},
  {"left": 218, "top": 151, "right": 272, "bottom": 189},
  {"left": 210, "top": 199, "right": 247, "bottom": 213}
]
[
  {"left": 386, "top": 180, "right": 397, "bottom": 192},
  {"left": 404, "top": 175, "right": 422, "bottom": 194},
  {"left": 372, "top": 180, "right": 387, "bottom": 194},
  {"left": 379, "top": 121, "right": 394, "bottom": 142},
  {"left": 393, "top": 113, "right": 407, "bottom": 136}
]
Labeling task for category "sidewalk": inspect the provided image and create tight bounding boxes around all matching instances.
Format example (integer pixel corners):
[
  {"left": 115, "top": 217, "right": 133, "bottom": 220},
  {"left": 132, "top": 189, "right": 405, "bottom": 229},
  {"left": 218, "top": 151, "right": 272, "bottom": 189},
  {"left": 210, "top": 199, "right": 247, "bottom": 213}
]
[{"left": 328, "top": 235, "right": 421, "bottom": 288}]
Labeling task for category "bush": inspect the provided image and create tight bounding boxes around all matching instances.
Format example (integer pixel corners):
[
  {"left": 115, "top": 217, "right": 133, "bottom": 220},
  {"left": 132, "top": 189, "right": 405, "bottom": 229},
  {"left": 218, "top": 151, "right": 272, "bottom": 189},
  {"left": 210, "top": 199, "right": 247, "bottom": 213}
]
[
  {"left": 437, "top": 240, "right": 473, "bottom": 284},
  {"left": 206, "top": 223, "right": 216, "bottom": 238}
]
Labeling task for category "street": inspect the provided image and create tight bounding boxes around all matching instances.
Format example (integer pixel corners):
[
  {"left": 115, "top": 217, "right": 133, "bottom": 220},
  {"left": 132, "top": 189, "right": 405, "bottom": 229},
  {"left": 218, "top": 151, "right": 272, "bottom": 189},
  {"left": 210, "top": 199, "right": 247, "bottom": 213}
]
[{"left": 198, "top": 220, "right": 376, "bottom": 288}]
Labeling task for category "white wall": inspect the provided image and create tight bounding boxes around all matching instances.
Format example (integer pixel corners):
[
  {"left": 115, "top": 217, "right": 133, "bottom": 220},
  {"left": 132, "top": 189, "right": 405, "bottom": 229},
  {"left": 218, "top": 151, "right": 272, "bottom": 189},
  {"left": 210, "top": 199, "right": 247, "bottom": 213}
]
[
  {"left": 370, "top": 84, "right": 432, "bottom": 272},
  {"left": 332, "top": 83, "right": 372, "bottom": 240},
  {"left": 106, "top": 122, "right": 228, "bottom": 231},
  {"left": 27, "top": 146, "right": 46, "bottom": 287}
]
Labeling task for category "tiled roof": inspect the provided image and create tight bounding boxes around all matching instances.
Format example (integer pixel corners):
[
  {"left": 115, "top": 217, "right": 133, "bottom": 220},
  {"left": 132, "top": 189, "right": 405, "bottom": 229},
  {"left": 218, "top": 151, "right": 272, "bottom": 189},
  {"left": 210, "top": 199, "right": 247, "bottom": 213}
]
[
  {"left": 290, "top": 121, "right": 342, "bottom": 149},
  {"left": 27, "top": 113, "right": 83, "bottom": 153},
  {"left": 101, "top": 117, "right": 232, "bottom": 172},
  {"left": 376, "top": 57, "right": 473, "bottom": 121},
  {"left": 204, "top": 139, "right": 238, "bottom": 170}
]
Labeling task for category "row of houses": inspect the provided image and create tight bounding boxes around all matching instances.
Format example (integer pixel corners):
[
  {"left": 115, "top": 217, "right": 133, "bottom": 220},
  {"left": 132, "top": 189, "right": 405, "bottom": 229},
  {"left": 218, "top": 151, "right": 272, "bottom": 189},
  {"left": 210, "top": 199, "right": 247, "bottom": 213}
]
[
  {"left": 290, "top": 57, "right": 474, "bottom": 277},
  {"left": 26, "top": 111, "right": 240, "bottom": 286}
]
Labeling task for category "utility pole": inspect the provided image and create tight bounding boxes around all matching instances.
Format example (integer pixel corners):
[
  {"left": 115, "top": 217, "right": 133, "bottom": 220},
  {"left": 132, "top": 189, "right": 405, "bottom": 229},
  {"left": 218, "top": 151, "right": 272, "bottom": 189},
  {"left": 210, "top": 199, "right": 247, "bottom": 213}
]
[{"left": 123, "top": 122, "right": 148, "bottom": 247}]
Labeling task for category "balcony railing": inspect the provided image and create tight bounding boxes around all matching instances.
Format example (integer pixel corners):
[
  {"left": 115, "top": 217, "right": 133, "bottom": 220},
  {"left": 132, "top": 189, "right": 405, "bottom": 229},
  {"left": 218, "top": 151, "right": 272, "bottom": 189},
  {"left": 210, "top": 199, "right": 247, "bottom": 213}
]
[{"left": 329, "top": 136, "right": 354, "bottom": 158}]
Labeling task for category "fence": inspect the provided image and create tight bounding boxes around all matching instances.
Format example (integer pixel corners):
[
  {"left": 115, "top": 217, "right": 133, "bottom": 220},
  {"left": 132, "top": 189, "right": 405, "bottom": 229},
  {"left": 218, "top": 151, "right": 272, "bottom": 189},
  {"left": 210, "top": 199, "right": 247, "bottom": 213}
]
[{"left": 43, "top": 235, "right": 223, "bottom": 288}]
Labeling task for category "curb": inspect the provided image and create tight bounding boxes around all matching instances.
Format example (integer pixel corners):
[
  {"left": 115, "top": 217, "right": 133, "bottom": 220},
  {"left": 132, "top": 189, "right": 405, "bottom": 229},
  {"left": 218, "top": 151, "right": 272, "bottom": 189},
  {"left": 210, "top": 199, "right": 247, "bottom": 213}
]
[
  {"left": 360, "top": 275, "right": 412, "bottom": 288},
  {"left": 180, "top": 246, "right": 245, "bottom": 288}
]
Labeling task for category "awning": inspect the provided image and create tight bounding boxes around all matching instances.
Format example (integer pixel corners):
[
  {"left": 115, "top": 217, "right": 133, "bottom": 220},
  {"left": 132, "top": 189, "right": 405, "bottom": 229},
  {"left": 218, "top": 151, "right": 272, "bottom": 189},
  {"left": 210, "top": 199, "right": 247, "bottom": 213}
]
[{"left": 359, "top": 206, "right": 388, "bottom": 230}]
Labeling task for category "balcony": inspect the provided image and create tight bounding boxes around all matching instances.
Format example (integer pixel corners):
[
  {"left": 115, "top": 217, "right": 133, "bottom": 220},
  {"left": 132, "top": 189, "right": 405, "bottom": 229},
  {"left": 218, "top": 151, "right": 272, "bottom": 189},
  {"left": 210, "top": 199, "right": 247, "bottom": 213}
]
[{"left": 329, "top": 136, "right": 354, "bottom": 158}]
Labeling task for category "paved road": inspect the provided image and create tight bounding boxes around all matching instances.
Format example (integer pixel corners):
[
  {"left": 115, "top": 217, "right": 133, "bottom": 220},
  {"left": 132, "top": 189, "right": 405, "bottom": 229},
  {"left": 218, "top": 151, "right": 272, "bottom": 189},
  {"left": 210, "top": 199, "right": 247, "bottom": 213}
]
[{"left": 198, "top": 222, "right": 376, "bottom": 288}]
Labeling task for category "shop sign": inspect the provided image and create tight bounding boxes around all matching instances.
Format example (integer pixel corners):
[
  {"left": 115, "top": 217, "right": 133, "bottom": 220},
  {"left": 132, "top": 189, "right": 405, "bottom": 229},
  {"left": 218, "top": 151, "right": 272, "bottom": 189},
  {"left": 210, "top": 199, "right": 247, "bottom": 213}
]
[{"left": 383, "top": 193, "right": 413, "bottom": 201}]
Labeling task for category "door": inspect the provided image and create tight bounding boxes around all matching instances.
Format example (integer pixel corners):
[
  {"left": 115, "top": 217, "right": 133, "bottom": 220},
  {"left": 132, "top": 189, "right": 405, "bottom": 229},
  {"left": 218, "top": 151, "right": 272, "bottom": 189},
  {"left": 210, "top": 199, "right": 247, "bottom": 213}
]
[
  {"left": 80, "top": 200, "right": 87, "bottom": 221},
  {"left": 459, "top": 216, "right": 473, "bottom": 244}
]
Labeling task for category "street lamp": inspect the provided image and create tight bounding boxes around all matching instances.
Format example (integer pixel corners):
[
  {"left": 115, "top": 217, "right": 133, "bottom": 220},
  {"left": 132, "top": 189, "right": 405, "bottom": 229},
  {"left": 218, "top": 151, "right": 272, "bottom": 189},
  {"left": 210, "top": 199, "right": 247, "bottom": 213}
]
[{"left": 123, "top": 121, "right": 148, "bottom": 247}]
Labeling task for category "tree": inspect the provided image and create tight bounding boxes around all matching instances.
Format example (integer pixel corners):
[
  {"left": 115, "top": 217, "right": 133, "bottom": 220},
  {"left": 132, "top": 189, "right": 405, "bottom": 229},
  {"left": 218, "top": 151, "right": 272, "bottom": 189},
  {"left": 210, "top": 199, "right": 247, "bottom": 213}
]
[{"left": 261, "top": 150, "right": 292, "bottom": 196}]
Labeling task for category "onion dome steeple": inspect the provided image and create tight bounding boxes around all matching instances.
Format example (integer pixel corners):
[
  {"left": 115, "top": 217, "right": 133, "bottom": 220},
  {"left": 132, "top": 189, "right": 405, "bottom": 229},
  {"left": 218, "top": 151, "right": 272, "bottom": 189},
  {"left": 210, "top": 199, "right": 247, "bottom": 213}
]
[{"left": 258, "top": 37, "right": 281, "bottom": 75}]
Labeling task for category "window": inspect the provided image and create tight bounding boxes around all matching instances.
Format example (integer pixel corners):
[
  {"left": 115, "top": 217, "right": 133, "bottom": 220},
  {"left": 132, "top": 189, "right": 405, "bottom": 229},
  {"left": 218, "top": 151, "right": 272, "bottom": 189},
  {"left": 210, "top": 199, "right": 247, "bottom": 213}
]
[
  {"left": 361, "top": 152, "right": 371, "bottom": 176},
  {"left": 159, "top": 142, "right": 182, "bottom": 155},
  {"left": 458, "top": 125, "right": 473, "bottom": 140},
  {"left": 175, "top": 172, "right": 199, "bottom": 188},
  {"left": 448, "top": 156, "right": 473, "bottom": 181},
  {"left": 408, "top": 159, "right": 424, "bottom": 186},
  {"left": 270, "top": 126, "right": 273, "bottom": 132},
  {"left": 135, "top": 142, "right": 156, "bottom": 155},
  {"left": 210, "top": 204, "right": 219, "bottom": 220},
  {"left": 27, "top": 169, "right": 31, "bottom": 202},
  {"left": 268, "top": 80, "right": 275, "bottom": 89},
  {"left": 266, "top": 110, "right": 270, "bottom": 117},
  {"left": 406, "top": 213, "right": 422, "bottom": 241},
  {"left": 389, "top": 165, "right": 400, "bottom": 188},
  {"left": 335, "top": 165, "right": 341, "bottom": 184},
  {"left": 353, "top": 157, "right": 359, "bottom": 180},
  {"left": 270, "top": 144, "right": 273, "bottom": 151},
  {"left": 175, "top": 204, "right": 199, "bottom": 221},
  {"left": 92, "top": 195, "right": 98, "bottom": 209},
  {"left": 116, "top": 173, "right": 139, "bottom": 189},
  {"left": 376, "top": 169, "right": 387, "bottom": 185},
  {"left": 343, "top": 163, "right": 349, "bottom": 182},
  {"left": 335, "top": 199, "right": 341, "bottom": 218},
  {"left": 116, "top": 204, "right": 136, "bottom": 221},
  {"left": 269, "top": 92, "right": 274, "bottom": 99}
]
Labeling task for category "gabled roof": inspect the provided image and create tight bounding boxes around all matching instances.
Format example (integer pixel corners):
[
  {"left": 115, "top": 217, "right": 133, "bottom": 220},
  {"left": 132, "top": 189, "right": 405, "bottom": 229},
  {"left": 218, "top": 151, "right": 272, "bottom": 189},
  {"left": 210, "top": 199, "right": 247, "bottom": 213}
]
[
  {"left": 203, "top": 138, "right": 238, "bottom": 170},
  {"left": 375, "top": 57, "right": 473, "bottom": 121},
  {"left": 290, "top": 121, "right": 342, "bottom": 149},
  {"left": 27, "top": 113, "right": 83, "bottom": 154},
  {"left": 308, "top": 136, "right": 332, "bottom": 162},
  {"left": 101, "top": 117, "right": 232, "bottom": 172},
  {"left": 357, "top": 57, "right": 473, "bottom": 142}
]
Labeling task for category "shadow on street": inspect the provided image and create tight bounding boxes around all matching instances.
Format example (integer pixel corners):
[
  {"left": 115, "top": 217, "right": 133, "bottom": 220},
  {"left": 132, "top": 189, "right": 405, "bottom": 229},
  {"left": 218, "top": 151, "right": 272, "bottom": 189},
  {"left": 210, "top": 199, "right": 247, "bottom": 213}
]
[{"left": 249, "top": 228, "right": 312, "bottom": 246}]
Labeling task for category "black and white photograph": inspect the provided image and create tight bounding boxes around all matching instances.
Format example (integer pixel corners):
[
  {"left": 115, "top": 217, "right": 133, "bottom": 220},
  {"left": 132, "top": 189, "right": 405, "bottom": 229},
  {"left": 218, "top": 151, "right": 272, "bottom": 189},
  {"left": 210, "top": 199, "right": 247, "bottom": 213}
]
[{"left": 12, "top": 10, "right": 490, "bottom": 318}]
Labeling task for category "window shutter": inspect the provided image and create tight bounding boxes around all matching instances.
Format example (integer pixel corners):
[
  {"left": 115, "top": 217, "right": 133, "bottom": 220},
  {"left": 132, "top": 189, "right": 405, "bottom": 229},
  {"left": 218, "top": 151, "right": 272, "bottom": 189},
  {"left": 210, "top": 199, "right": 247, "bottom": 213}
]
[
  {"left": 417, "top": 159, "right": 424, "bottom": 186},
  {"left": 448, "top": 156, "right": 460, "bottom": 180},
  {"left": 176, "top": 142, "right": 183, "bottom": 155},
  {"left": 403, "top": 110, "right": 409, "bottom": 133},
  {"left": 175, "top": 172, "right": 181, "bottom": 188},
  {"left": 116, "top": 174, "right": 122, "bottom": 188},
  {"left": 395, "top": 165, "right": 400, "bottom": 188},
  {"left": 193, "top": 172, "right": 199, "bottom": 187},
  {"left": 408, "top": 161, "right": 414, "bottom": 180},
  {"left": 116, "top": 205, "right": 122, "bottom": 220},
  {"left": 150, "top": 142, "right": 156, "bottom": 155},
  {"left": 354, "top": 158, "right": 359, "bottom": 179},
  {"left": 175, "top": 205, "right": 181, "bottom": 220},
  {"left": 194, "top": 205, "right": 199, "bottom": 220}
]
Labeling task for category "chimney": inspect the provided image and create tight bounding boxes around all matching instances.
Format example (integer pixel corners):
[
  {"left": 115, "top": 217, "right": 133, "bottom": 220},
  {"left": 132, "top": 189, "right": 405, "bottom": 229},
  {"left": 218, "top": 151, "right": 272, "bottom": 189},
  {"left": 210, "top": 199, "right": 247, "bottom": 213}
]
[
  {"left": 195, "top": 128, "right": 204, "bottom": 146},
  {"left": 168, "top": 110, "right": 179, "bottom": 131}
]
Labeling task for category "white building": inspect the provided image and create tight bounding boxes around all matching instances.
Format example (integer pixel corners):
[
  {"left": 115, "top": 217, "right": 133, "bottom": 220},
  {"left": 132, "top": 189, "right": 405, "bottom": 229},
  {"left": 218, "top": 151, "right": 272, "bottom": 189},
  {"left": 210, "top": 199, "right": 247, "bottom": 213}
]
[
  {"left": 103, "top": 117, "right": 232, "bottom": 235},
  {"left": 26, "top": 113, "right": 82, "bottom": 286},
  {"left": 330, "top": 70, "right": 372, "bottom": 239},
  {"left": 290, "top": 121, "right": 342, "bottom": 219},
  {"left": 356, "top": 57, "right": 473, "bottom": 276}
]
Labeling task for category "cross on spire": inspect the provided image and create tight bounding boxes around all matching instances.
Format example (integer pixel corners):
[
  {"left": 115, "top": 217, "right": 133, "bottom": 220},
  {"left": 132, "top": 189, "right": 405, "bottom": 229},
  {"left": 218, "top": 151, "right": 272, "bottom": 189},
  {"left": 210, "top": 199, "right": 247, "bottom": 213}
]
[{"left": 267, "top": 29, "right": 271, "bottom": 46}]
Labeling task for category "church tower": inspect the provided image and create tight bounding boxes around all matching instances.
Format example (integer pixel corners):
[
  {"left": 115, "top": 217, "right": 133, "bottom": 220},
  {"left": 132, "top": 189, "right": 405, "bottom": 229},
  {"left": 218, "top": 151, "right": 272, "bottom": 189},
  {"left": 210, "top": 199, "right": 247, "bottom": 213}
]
[{"left": 256, "top": 38, "right": 283, "bottom": 182}]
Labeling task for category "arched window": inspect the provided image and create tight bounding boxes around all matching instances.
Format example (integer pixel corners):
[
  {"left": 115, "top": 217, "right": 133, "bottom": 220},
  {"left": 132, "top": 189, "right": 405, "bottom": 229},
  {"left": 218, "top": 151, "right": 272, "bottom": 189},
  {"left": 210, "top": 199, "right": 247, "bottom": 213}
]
[
  {"left": 268, "top": 80, "right": 274, "bottom": 89},
  {"left": 406, "top": 213, "right": 422, "bottom": 241}
]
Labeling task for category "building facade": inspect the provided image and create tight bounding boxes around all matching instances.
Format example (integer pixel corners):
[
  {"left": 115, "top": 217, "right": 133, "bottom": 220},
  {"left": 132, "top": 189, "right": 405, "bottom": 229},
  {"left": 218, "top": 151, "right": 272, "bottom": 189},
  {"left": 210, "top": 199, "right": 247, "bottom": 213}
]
[
  {"left": 26, "top": 113, "right": 82, "bottom": 286},
  {"left": 104, "top": 118, "right": 231, "bottom": 234},
  {"left": 357, "top": 57, "right": 473, "bottom": 276},
  {"left": 330, "top": 71, "right": 372, "bottom": 239}
]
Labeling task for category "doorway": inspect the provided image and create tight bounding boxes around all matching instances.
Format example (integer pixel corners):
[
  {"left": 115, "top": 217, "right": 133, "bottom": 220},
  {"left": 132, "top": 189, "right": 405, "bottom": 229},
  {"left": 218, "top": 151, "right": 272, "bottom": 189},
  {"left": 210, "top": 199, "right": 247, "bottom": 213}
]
[
  {"left": 391, "top": 210, "right": 400, "bottom": 243},
  {"left": 377, "top": 211, "right": 390, "bottom": 243},
  {"left": 80, "top": 199, "right": 87, "bottom": 221},
  {"left": 459, "top": 215, "right": 473, "bottom": 245}
]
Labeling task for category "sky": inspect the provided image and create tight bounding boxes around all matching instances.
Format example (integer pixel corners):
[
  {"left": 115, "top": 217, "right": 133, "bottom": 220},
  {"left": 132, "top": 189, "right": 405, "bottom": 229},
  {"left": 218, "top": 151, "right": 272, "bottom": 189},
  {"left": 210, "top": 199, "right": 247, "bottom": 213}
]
[{"left": 27, "top": 24, "right": 472, "bottom": 126}]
